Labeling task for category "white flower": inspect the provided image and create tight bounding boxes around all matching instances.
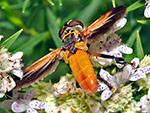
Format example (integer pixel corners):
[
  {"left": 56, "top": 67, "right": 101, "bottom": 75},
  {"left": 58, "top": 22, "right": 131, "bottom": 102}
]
[
  {"left": 0, "top": 51, "right": 23, "bottom": 79},
  {"left": 52, "top": 76, "right": 84, "bottom": 97},
  {"left": 89, "top": 34, "right": 132, "bottom": 68},
  {"left": 136, "top": 88, "right": 150, "bottom": 112},
  {"left": 0, "top": 73, "right": 16, "bottom": 98},
  {"left": 45, "top": 104, "right": 60, "bottom": 113},
  {"left": 124, "top": 58, "right": 150, "bottom": 81},
  {"left": 0, "top": 89, "right": 47, "bottom": 113},
  {"left": 98, "top": 58, "right": 150, "bottom": 101},
  {"left": 98, "top": 69, "right": 120, "bottom": 101},
  {"left": 144, "top": 0, "right": 150, "bottom": 18}
]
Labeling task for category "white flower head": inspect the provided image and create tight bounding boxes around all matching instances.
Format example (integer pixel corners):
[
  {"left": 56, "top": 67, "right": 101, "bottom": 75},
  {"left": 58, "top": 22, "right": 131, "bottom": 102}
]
[
  {"left": 0, "top": 51, "right": 23, "bottom": 79},
  {"left": 52, "top": 76, "right": 81, "bottom": 97},
  {"left": 136, "top": 88, "right": 150, "bottom": 112},
  {"left": 144, "top": 0, "right": 150, "bottom": 18}
]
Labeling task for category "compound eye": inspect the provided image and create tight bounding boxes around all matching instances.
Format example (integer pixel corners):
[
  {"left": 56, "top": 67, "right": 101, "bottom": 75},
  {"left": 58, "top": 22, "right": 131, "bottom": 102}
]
[
  {"left": 69, "top": 20, "right": 84, "bottom": 28},
  {"left": 58, "top": 27, "right": 64, "bottom": 39}
]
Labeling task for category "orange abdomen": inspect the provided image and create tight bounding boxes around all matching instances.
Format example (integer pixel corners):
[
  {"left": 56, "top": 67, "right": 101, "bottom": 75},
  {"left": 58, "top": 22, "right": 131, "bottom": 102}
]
[{"left": 69, "top": 49, "right": 98, "bottom": 95}]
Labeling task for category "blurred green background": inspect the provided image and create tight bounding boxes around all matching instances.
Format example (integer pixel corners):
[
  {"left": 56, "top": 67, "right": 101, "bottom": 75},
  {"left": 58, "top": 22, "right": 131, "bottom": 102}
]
[{"left": 0, "top": 0, "right": 149, "bottom": 112}]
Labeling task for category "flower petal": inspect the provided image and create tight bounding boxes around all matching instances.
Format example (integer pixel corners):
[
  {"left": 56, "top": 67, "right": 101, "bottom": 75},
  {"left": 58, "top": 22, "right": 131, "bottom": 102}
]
[
  {"left": 26, "top": 108, "right": 38, "bottom": 113},
  {"left": 12, "top": 70, "right": 23, "bottom": 79},
  {"left": 99, "top": 69, "right": 114, "bottom": 82},
  {"left": 101, "top": 88, "right": 116, "bottom": 101},
  {"left": 97, "top": 82, "right": 108, "bottom": 92},
  {"left": 12, "top": 90, "right": 19, "bottom": 99},
  {"left": 144, "top": 2, "right": 150, "bottom": 18},
  {"left": 29, "top": 100, "right": 47, "bottom": 109},
  {"left": 136, "top": 101, "right": 143, "bottom": 111},
  {"left": 11, "top": 102, "right": 27, "bottom": 112},
  {"left": 113, "top": 18, "right": 127, "bottom": 32},
  {"left": 0, "top": 35, "right": 3, "bottom": 41},
  {"left": 129, "top": 72, "right": 146, "bottom": 81},
  {"left": 131, "top": 58, "right": 139, "bottom": 68},
  {"left": 9, "top": 52, "right": 23, "bottom": 60},
  {"left": 7, "top": 77, "right": 16, "bottom": 91},
  {"left": 121, "top": 64, "right": 132, "bottom": 82},
  {"left": 148, "top": 89, "right": 150, "bottom": 98},
  {"left": 23, "top": 89, "right": 35, "bottom": 101},
  {"left": 119, "top": 45, "right": 133, "bottom": 54},
  {"left": 139, "top": 66, "right": 150, "bottom": 74}
]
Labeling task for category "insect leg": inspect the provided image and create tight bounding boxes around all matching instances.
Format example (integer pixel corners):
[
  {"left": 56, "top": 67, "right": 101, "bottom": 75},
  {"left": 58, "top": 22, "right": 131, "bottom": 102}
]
[
  {"left": 74, "top": 42, "right": 88, "bottom": 51},
  {"left": 63, "top": 50, "right": 70, "bottom": 64},
  {"left": 89, "top": 53, "right": 125, "bottom": 64},
  {"left": 97, "top": 76, "right": 116, "bottom": 92}
]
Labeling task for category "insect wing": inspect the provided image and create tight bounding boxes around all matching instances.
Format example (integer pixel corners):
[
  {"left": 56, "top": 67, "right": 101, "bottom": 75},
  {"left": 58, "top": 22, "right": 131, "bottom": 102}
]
[
  {"left": 15, "top": 47, "right": 63, "bottom": 90},
  {"left": 80, "top": 6, "right": 127, "bottom": 44}
]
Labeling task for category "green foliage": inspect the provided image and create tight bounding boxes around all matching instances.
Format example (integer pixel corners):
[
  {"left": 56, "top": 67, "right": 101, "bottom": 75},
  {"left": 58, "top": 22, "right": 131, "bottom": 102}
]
[
  {"left": 127, "top": 0, "right": 145, "bottom": 12},
  {"left": 1, "top": 29, "right": 23, "bottom": 49},
  {"left": 136, "top": 30, "right": 144, "bottom": 60}
]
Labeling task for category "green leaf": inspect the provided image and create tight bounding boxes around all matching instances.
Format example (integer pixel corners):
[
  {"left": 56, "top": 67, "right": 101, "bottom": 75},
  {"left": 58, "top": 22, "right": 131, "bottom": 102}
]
[
  {"left": 127, "top": 1, "right": 145, "bottom": 12},
  {"left": 76, "top": 0, "right": 102, "bottom": 23},
  {"left": 58, "top": 0, "right": 62, "bottom": 6},
  {"left": 22, "top": 0, "right": 30, "bottom": 13},
  {"left": 0, "top": 21, "right": 15, "bottom": 30},
  {"left": 1, "top": 3, "right": 23, "bottom": 9},
  {"left": 46, "top": 0, "right": 54, "bottom": 5},
  {"left": 126, "top": 26, "right": 142, "bottom": 47},
  {"left": 46, "top": 7, "right": 62, "bottom": 48},
  {"left": 136, "top": 30, "right": 144, "bottom": 60},
  {"left": 15, "top": 32, "right": 49, "bottom": 55},
  {"left": 1, "top": 29, "right": 23, "bottom": 48},
  {"left": 0, "top": 0, "right": 24, "bottom": 28},
  {"left": 111, "top": 0, "right": 116, "bottom": 7},
  {"left": 137, "top": 20, "right": 150, "bottom": 25}
]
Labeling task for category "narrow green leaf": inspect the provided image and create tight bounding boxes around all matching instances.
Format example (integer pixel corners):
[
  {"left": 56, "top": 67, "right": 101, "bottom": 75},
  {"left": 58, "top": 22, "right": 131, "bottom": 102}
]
[
  {"left": 76, "top": 0, "right": 102, "bottom": 23},
  {"left": 58, "top": 0, "right": 62, "bottom": 6},
  {"left": 1, "top": 3, "right": 23, "bottom": 9},
  {"left": 127, "top": 1, "right": 145, "bottom": 12},
  {"left": 112, "top": 0, "right": 116, "bottom": 8},
  {"left": 22, "top": 0, "right": 30, "bottom": 13},
  {"left": 46, "top": 0, "right": 54, "bottom": 5},
  {"left": 46, "top": 7, "right": 62, "bottom": 47},
  {"left": 0, "top": 0, "right": 24, "bottom": 28},
  {"left": 136, "top": 30, "right": 144, "bottom": 60},
  {"left": 15, "top": 32, "right": 49, "bottom": 55},
  {"left": 0, "top": 21, "right": 15, "bottom": 30},
  {"left": 126, "top": 26, "right": 142, "bottom": 47},
  {"left": 137, "top": 20, "right": 150, "bottom": 25},
  {"left": 1, "top": 29, "right": 23, "bottom": 48}
]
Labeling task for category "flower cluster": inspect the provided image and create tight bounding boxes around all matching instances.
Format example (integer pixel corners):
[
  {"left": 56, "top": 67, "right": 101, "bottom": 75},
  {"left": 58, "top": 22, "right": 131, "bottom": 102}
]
[
  {"left": 136, "top": 88, "right": 150, "bottom": 112},
  {"left": 0, "top": 36, "right": 23, "bottom": 98},
  {"left": 0, "top": 89, "right": 47, "bottom": 113}
]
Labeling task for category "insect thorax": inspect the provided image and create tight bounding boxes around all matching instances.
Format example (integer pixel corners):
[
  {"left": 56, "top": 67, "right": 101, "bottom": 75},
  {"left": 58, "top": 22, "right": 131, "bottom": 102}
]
[
  {"left": 62, "top": 29, "right": 81, "bottom": 54},
  {"left": 59, "top": 20, "right": 84, "bottom": 54}
]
